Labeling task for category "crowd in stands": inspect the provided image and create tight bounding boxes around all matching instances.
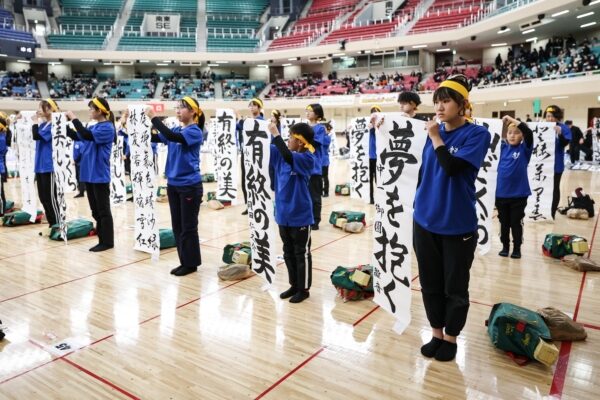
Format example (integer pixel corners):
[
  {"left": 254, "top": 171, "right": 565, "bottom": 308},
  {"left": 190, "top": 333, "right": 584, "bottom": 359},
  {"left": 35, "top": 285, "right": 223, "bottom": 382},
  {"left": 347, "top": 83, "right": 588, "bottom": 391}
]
[
  {"left": 161, "top": 75, "right": 215, "bottom": 100},
  {"left": 222, "top": 80, "right": 264, "bottom": 100},
  {"left": 99, "top": 77, "right": 158, "bottom": 99},
  {"left": 48, "top": 74, "right": 98, "bottom": 99},
  {"left": 0, "top": 70, "right": 40, "bottom": 98}
]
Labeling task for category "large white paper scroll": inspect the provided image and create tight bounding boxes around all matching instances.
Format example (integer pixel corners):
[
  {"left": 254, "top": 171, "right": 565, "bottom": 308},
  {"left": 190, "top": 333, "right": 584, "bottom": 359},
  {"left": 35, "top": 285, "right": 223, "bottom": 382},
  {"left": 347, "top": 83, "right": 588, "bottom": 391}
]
[
  {"left": 372, "top": 115, "right": 428, "bottom": 334},
  {"left": 349, "top": 117, "right": 370, "bottom": 202},
  {"left": 110, "top": 134, "right": 127, "bottom": 205},
  {"left": 243, "top": 118, "right": 276, "bottom": 286},
  {"left": 214, "top": 109, "right": 238, "bottom": 204},
  {"left": 473, "top": 118, "right": 502, "bottom": 255},
  {"left": 525, "top": 122, "right": 555, "bottom": 222},
  {"left": 15, "top": 111, "right": 37, "bottom": 220},
  {"left": 127, "top": 105, "right": 160, "bottom": 257},
  {"left": 51, "top": 113, "right": 76, "bottom": 241}
]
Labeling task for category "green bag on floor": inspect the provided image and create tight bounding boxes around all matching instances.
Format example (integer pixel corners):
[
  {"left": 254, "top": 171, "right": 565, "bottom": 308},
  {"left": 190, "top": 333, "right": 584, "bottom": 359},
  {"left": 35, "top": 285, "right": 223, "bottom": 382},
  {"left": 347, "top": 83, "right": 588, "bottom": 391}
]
[
  {"left": 330, "top": 265, "right": 374, "bottom": 301},
  {"left": 3, "top": 200, "right": 15, "bottom": 213},
  {"left": 486, "top": 303, "right": 553, "bottom": 363},
  {"left": 329, "top": 210, "right": 366, "bottom": 226},
  {"left": 156, "top": 186, "right": 167, "bottom": 196},
  {"left": 542, "top": 233, "right": 583, "bottom": 259},
  {"left": 160, "top": 228, "right": 176, "bottom": 249},
  {"left": 222, "top": 242, "right": 251, "bottom": 264},
  {"left": 202, "top": 173, "right": 215, "bottom": 182},
  {"left": 207, "top": 191, "right": 216, "bottom": 201},
  {"left": 49, "top": 219, "right": 94, "bottom": 241},
  {"left": 126, "top": 183, "right": 133, "bottom": 194},
  {"left": 2, "top": 210, "right": 44, "bottom": 226}
]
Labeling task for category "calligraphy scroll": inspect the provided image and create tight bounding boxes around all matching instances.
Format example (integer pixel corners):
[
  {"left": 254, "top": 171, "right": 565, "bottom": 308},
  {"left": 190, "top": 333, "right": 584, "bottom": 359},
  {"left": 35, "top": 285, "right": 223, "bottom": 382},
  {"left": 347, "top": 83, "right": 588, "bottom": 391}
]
[
  {"left": 50, "top": 113, "right": 75, "bottom": 241},
  {"left": 15, "top": 111, "right": 37, "bottom": 220},
  {"left": 127, "top": 105, "right": 160, "bottom": 257},
  {"left": 473, "top": 118, "right": 502, "bottom": 255},
  {"left": 215, "top": 109, "right": 238, "bottom": 204},
  {"left": 349, "top": 117, "right": 370, "bottom": 202},
  {"left": 525, "top": 122, "right": 555, "bottom": 222},
  {"left": 243, "top": 118, "right": 276, "bottom": 286},
  {"left": 372, "top": 115, "right": 428, "bottom": 334},
  {"left": 110, "top": 134, "right": 127, "bottom": 205}
]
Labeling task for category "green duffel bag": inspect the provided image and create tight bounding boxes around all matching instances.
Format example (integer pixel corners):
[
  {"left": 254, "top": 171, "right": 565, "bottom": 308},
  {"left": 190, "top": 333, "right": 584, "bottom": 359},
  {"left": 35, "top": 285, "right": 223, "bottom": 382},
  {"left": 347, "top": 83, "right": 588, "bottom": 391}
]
[
  {"left": 202, "top": 173, "right": 215, "bottom": 182},
  {"left": 2, "top": 210, "right": 44, "bottom": 226},
  {"left": 542, "top": 233, "right": 583, "bottom": 259},
  {"left": 49, "top": 219, "right": 94, "bottom": 241},
  {"left": 335, "top": 184, "right": 350, "bottom": 196},
  {"left": 330, "top": 265, "right": 374, "bottom": 301},
  {"left": 126, "top": 183, "right": 133, "bottom": 194},
  {"left": 156, "top": 186, "right": 167, "bottom": 197},
  {"left": 328, "top": 210, "right": 366, "bottom": 226},
  {"left": 160, "top": 228, "right": 176, "bottom": 249},
  {"left": 222, "top": 241, "right": 251, "bottom": 264},
  {"left": 207, "top": 191, "right": 216, "bottom": 201},
  {"left": 486, "top": 303, "right": 557, "bottom": 366},
  {"left": 3, "top": 200, "right": 15, "bottom": 213}
]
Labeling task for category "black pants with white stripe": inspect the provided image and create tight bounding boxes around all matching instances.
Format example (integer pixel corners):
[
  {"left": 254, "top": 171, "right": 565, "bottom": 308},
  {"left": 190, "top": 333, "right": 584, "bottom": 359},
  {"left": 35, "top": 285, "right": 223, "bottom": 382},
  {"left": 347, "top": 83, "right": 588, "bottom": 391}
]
[
  {"left": 36, "top": 172, "right": 57, "bottom": 227},
  {"left": 279, "top": 225, "right": 312, "bottom": 291},
  {"left": 413, "top": 221, "right": 477, "bottom": 337}
]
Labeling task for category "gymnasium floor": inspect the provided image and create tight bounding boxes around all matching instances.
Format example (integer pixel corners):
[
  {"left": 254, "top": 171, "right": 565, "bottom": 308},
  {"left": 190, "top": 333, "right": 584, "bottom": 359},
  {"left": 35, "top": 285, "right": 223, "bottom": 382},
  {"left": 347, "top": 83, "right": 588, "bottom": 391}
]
[{"left": 0, "top": 156, "right": 598, "bottom": 400}]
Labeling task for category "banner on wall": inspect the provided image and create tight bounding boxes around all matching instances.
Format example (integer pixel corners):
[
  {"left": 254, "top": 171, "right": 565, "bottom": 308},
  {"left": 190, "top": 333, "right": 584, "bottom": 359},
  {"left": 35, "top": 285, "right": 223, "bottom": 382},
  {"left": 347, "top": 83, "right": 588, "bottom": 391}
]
[
  {"left": 472, "top": 118, "right": 502, "bottom": 255},
  {"left": 349, "top": 117, "right": 370, "bottom": 202},
  {"left": 242, "top": 118, "right": 276, "bottom": 286},
  {"left": 127, "top": 105, "right": 160, "bottom": 257},
  {"left": 525, "top": 122, "right": 556, "bottom": 222},
  {"left": 15, "top": 111, "right": 37, "bottom": 220},
  {"left": 372, "top": 114, "right": 428, "bottom": 334},
  {"left": 214, "top": 109, "right": 238, "bottom": 204}
]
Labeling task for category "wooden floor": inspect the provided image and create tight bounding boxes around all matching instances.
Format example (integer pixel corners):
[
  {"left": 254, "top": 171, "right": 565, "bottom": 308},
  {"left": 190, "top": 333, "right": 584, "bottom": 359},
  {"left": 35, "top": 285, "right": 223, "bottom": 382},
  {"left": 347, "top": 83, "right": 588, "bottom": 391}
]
[{"left": 0, "top": 157, "right": 598, "bottom": 400}]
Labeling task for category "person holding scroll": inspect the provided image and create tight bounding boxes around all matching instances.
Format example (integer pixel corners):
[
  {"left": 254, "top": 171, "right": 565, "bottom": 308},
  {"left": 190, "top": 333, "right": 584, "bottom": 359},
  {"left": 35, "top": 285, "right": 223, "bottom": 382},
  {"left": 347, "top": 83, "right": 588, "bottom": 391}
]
[
  {"left": 32, "top": 99, "right": 60, "bottom": 229},
  {"left": 543, "top": 105, "right": 572, "bottom": 219},
  {"left": 237, "top": 98, "right": 265, "bottom": 215},
  {"left": 66, "top": 97, "right": 115, "bottom": 252},
  {"left": 413, "top": 74, "right": 491, "bottom": 362},
  {"left": 145, "top": 97, "right": 204, "bottom": 277},
  {"left": 0, "top": 113, "right": 10, "bottom": 216},
  {"left": 368, "top": 105, "right": 382, "bottom": 205},
  {"left": 305, "top": 104, "right": 326, "bottom": 230}
]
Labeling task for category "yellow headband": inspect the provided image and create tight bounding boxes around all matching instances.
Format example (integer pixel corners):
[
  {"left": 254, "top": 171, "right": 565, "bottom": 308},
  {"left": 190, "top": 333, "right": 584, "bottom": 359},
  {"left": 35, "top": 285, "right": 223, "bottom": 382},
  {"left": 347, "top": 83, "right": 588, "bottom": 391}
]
[
  {"left": 0, "top": 121, "right": 5, "bottom": 131},
  {"left": 182, "top": 96, "right": 202, "bottom": 123},
  {"left": 92, "top": 98, "right": 110, "bottom": 116},
  {"left": 271, "top": 110, "right": 281, "bottom": 118},
  {"left": 545, "top": 107, "right": 556, "bottom": 114},
  {"left": 250, "top": 98, "right": 263, "bottom": 109},
  {"left": 292, "top": 134, "right": 315, "bottom": 153},
  {"left": 439, "top": 80, "right": 469, "bottom": 100},
  {"left": 46, "top": 98, "right": 59, "bottom": 112},
  {"left": 371, "top": 105, "right": 382, "bottom": 113}
]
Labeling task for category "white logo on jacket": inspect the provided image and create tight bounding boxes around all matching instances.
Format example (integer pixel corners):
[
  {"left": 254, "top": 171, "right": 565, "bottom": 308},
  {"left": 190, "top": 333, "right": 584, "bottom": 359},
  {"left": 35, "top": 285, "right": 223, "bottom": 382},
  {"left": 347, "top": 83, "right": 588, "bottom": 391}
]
[
  {"left": 512, "top": 151, "right": 520, "bottom": 160},
  {"left": 449, "top": 146, "right": 459, "bottom": 154}
]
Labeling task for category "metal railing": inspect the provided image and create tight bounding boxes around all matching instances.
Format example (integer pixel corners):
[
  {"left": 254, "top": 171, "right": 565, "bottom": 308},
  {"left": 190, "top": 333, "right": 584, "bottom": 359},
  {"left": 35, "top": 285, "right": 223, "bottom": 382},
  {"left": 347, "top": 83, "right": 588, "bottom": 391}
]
[
  {"left": 59, "top": 24, "right": 113, "bottom": 34},
  {"left": 207, "top": 27, "right": 255, "bottom": 36}
]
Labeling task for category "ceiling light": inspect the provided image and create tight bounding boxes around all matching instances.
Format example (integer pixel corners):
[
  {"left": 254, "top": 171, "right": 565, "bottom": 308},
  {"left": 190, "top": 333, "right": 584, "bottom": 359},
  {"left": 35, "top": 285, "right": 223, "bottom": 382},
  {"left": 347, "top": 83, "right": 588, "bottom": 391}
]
[
  {"left": 522, "top": 28, "right": 535, "bottom": 34},
  {"left": 590, "top": 0, "right": 600, "bottom": 5},
  {"left": 581, "top": 21, "right": 596, "bottom": 28},
  {"left": 525, "top": 37, "right": 538, "bottom": 42},
  {"left": 491, "top": 43, "right": 507, "bottom": 47},
  {"left": 436, "top": 48, "right": 451, "bottom": 52},
  {"left": 577, "top": 12, "right": 594, "bottom": 19},
  {"left": 364, "top": 50, "right": 371, "bottom": 54},
  {"left": 216, "top": 61, "right": 229, "bottom": 64},
  {"left": 551, "top": 10, "right": 569, "bottom": 17},
  {"left": 156, "top": 63, "right": 168, "bottom": 66},
  {"left": 49, "top": 62, "right": 61, "bottom": 66},
  {"left": 497, "top": 28, "right": 510, "bottom": 34},
  {"left": 0, "top": 53, "right": 7, "bottom": 57},
  {"left": 207, "top": 63, "right": 219, "bottom": 67},
  {"left": 139, "top": 60, "right": 149, "bottom": 63},
  {"left": 333, "top": 52, "right": 345, "bottom": 56},
  {"left": 257, "top": 64, "right": 269, "bottom": 68},
  {"left": 412, "top": 44, "right": 427, "bottom": 48},
  {"left": 282, "top": 63, "right": 291, "bottom": 66},
  {"left": 80, "top": 59, "right": 94, "bottom": 62},
  {"left": 17, "top": 59, "right": 30, "bottom": 63},
  {"left": 552, "top": 96, "right": 569, "bottom": 99},
  {"left": 508, "top": 99, "right": 522, "bottom": 103}
]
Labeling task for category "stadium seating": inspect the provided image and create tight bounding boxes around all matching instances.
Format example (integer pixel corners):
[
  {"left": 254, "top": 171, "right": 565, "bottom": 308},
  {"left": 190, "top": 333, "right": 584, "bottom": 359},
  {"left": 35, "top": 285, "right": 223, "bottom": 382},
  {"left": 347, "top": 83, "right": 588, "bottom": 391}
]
[
  {"left": 99, "top": 79, "right": 157, "bottom": 99},
  {"left": 0, "top": 8, "right": 35, "bottom": 44},
  {"left": 206, "top": 0, "right": 268, "bottom": 52},
  {"left": 222, "top": 80, "right": 266, "bottom": 100},
  {"left": 409, "top": 0, "right": 489, "bottom": 34},
  {"left": 0, "top": 72, "right": 40, "bottom": 98}
]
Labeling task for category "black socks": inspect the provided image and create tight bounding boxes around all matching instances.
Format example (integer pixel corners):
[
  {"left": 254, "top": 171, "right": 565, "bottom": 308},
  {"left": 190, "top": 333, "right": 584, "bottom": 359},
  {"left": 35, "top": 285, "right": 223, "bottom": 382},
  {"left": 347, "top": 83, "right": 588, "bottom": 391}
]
[
  {"left": 420, "top": 337, "right": 443, "bottom": 358},
  {"left": 421, "top": 337, "right": 458, "bottom": 361}
]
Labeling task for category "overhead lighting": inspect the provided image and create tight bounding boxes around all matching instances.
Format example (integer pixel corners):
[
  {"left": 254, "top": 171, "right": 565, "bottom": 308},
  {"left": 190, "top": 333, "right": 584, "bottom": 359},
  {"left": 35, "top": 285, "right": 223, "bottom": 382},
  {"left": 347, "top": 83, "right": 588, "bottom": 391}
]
[
  {"left": 590, "top": 0, "right": 600, "bottom": 5},
  {"left": 508, "top": 99, "right": 522, "bottom": 103},
  {"left": 207, "top": 63, "right": 219, "bottom": 67},
  {"left": 103, "top": 62, "right": 113, "bottom": 66},
  {"left": 17, "top": 59, "right": 30, "bottom": 63},
  {"left": 80, "top": 59, "right": 95, "bottom": 62},
  {"left": 333, "top": 52, "right": 345, "bottom": 56},
  {"left": 162, "top": 60, "right": 171, "bottom": 63},
  {"left": 215, "top": 61, "right": 229, "bottom": 64},
  {"left": 436, "top": 48, "right": 451, "bottom": 52},
  {"left": 282, "top": 63, "right": 292, "bottom": 67},
  {"left": 552, "top": 96, "right": 569, "bottom": 99},
  {"left": 156, "top": 63, "right": 169, "bottom": 66},
  {"left": 526, "top": 37, "right": 538, "bottom": 42},
  {"left": 139, "top": 59, "right": 150, "bottom": 63},
  {"left": 364, "top": 50, "right": 371, "bottom": 54},
  {"left": 412, "top": 44, "right": 427, "bottom": 48},
  {"left": 49, "top": 62, "right": 61, "bottom": 66},
  {"left": 551, "top": 10, "right": 569, "bottom": 17},
  {"left": 257, "top": 64, "right": 269, "bottom": 68},
  {"left": 491, "top": 43, "right": 507, "bottom": 47},
  {"left": 522, "top": 28, "right": 535, "bottom": 34},
  {"left": 0, "top": 53, "right": 7, "bottom": 57},
  {"left": 581, "top": 21, "right": 597, "bottom": 28},
  {"left": 497, "top": 28, "right": 510, "bottom": 34},
  {"left": 577, "top": 12, "right": 594, "bottom": 19}
]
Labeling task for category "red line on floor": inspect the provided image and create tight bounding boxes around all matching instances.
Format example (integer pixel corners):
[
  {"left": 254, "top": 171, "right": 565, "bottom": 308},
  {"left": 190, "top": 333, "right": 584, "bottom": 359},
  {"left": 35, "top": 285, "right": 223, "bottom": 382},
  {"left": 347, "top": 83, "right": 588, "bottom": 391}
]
[
  {"left": 254, "top": 347, "right": 327, "bottom": 400},
  {"left": 353, "top": 305, "right": 380, "bottom": 327},
  {"left": 549, "top": 209, "right": 598, "bottom": 399},
  {"left": 311, "top": 224, "right": 373, "bottom": 253},
  {"left": 582, "top": 323, "right": 600, "bottom": 331},
  {"left": 61, "top": 358, "right": 141, "bottom": 400}
]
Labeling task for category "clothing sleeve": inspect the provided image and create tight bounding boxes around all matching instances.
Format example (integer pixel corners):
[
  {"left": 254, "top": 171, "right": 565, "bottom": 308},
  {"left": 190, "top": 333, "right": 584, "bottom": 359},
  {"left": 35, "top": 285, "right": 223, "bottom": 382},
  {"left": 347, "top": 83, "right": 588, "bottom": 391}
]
[
  {"left": 323, "top": 134, "right": 332, "bottom": 147},
  {"left": 91, "top": 122, "right": 116, "bottom": 144},
  {"left": 151, "top": 117, "right": 186, "bottom": 144},
  {"left": 38, "top": 123, "right": 52, "bottom": 142},
  {"left": 5, "top": 129, "right": 12, "bottom": 147},
  {"left": 269, "top": 143, "right": 281, "bottom": 171},
  {"left": 32, "top": 124, "right": 41, "bottom": 140},
  {"left": 313, "top": 124, "right": 326, "bottom": 146},
  {"left": 151, "top": 134, "right": 162, "bottom": 143},
  {"left": 434, "top": 146, "right": 474, "bottom": 176},
  {"left": 452, "top": 127, "right": 491, "bottom": 169},
  {"left": 518, "top": 122, "right": 534, "bottom": 149},
  {"left": 66, "top": 126, "right": 79, "bottom": 141},
  {"left": 71, "top": 119, "right": 94, "bottom": 141},
  {"left": 180, "top": 125, "right": 202, "bottom": 146},
  {"left": 292, "top": 152, "right": 315, "bottom": 177},
  {"left": 272, "top": 135, "right": 292, "bottom": 165},
  {"left": 560, "top": 123, "right": 572, "bottom": 143}
]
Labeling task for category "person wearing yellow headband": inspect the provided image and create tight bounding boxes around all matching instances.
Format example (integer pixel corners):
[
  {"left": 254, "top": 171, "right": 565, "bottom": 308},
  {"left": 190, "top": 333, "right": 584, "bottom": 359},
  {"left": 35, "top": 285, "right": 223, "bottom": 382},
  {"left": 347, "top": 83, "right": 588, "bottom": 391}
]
[
  {"left": 305, "top": 103, "right": 326, "bottom": 230},
  {"left": 145, "top": 97, "right": 205, "bottom": 277},
  {"left": 236, "top": 98, "right": 265, "bottom": 215},
  {"left": 495, "top": 115, "right": 534, "bottom": 259},
  {"left": 413, "top": 74, "right": 491, "bottom": 362},
  {"left": 320, "top": 121, "right": 333, "bottom": 197},
  {"left": 0, "top": 113, "right": 10, "bottom": 216},
  {"left": 542, "top": 104, "right": 572, "bottom": 219},
  {"left": 267, "top": 120, "right": 316, "bottom": 303},
  {"left": 66, "top": 97, "right": 116, "bottom": 252},
  {"left": 32, "top": 99, "right": 61, "bottom": 229},
  {"left": 368, "top": 105, "right": 383, "bottom": 204}
]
